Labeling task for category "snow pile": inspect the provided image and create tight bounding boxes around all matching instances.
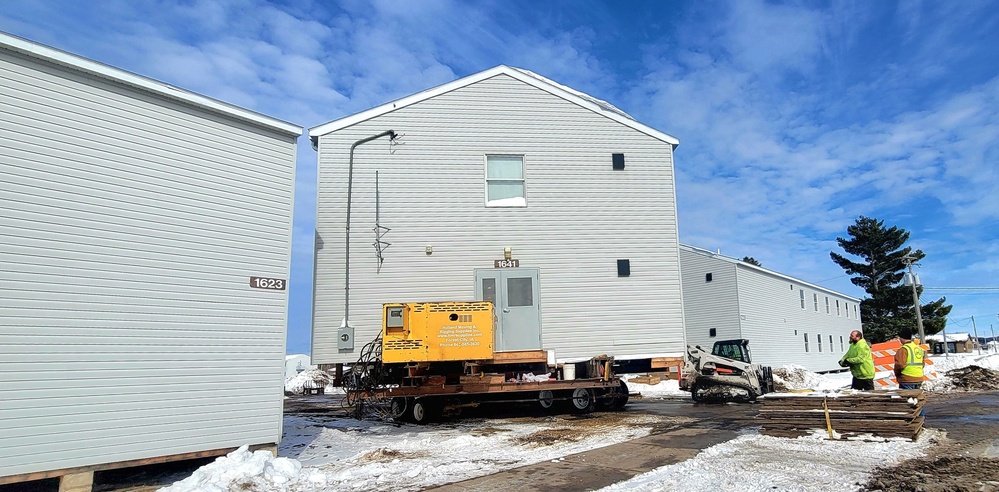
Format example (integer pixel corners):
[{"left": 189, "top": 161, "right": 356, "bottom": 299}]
[
  {"left": 620, "top": 374, "right": 685, "bottom": 398},
  {"left": 923, "top": 353, "right": 999, "bottom": 393},
  {"left": 284, "top": 369, "right": 332, "bottom": 395},
  {"left": 159, "top": 445, "right": 301, "bottom": 492},
  {"left": 598, "top": 429, "right": 936, "bottom": 492},
  {"left": 772, "top": 364, "right": 846, "bottom": 392}
]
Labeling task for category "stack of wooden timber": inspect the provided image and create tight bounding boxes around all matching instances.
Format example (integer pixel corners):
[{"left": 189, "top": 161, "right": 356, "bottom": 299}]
[{"left": 758, "top": 389, "right": 925, "bottom": 441}]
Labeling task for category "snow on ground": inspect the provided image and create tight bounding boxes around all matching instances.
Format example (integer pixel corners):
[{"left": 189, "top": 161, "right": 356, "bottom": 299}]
[
  {"left": 598, "top": 429, "right": 938, "bottom": 492},
  {"left": 162, "top": 412, "right": 669, "bottom": 492},
  {"left": 923, "top": 351, "right": 999, "bottom": 392},
  {"left": 164, "top": 355, "right": 998, "bottom": 492}
]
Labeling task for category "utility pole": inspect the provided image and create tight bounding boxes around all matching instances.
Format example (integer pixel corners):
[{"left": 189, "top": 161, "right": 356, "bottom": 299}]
[
  {"left": 902, "top": 255, "right": 926, "bottom": 344},
  {"left": 972, "top": 315, "right": 981, "bottom": 355}
]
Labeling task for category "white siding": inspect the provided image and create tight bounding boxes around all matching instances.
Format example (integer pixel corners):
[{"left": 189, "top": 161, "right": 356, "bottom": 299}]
[
  {"left": 734, "top": 267, "right": 860, "bottom": 373},
  {"left": 679, "top": 249, "right": 741, "bottom": 350},
  {"left": 313, "top": 74, "right": 684, "bottom": 363},
  {"left": 0, "top": 47, "right": 298, "bottom": 477}
]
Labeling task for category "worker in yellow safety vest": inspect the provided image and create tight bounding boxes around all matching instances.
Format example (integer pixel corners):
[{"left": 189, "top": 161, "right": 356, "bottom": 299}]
[{"left": 894, "top": 330, "right": 926, "bottom": 390}]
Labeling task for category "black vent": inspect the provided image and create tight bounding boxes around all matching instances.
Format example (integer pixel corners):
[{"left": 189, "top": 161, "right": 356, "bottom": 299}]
[
  {"left": 705, "top": 273, "right": 713, "bottom": 282},
  {"left": 709, "top": 328, "right": 717, "bottom": 337},
  {"left": 617, "top": 259, "right": 631, "bottom": 277},
  {"left": 612, "top": 153, "right": 625, "bottom": 170}
]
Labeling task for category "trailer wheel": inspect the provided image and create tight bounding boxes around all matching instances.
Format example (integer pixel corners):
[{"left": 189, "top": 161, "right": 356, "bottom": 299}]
[
  {"left": 569, "top": 388, "right": 595, "bottom": 414},
  {"left": 610, "top": 379, "right": 630, "bottom": 410},
  {"left": 538, "top": 390, "right": 555, "bottom": 410},
  {"left": 411, "top": 398, "right": 439, "bottom": 424},
  {"left": 389, "top": 397, "right": 410, "bottom": 420}
]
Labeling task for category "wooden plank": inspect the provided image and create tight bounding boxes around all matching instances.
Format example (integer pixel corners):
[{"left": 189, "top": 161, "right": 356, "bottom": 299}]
[
  {"left": 650, "top": 357, "right": 683, "bottom": 369},
  {"left": 482, "top": 350, "right": 548, "bottom": 364}
]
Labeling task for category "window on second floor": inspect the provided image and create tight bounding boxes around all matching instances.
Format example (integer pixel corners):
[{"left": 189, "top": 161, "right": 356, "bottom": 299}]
[
  {"left": 825, "top": 296, "right": 830, "bottom": 314},
  {"left": 836, "top": 300, "right": 841, "bottom": 316},
  {"left": 799, "top": 289, "right": 805, "bottom": 309},
  {"left": 813, "top": 293, "right": 819, "bottom": 312},
  {"left": 485, "top": 155, "right": 526, "bottom": 207}
]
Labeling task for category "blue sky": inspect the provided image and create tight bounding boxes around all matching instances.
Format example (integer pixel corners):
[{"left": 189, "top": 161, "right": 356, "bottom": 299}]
[{"left": 3, "top": 0, "right": 998, "bottom": 352}]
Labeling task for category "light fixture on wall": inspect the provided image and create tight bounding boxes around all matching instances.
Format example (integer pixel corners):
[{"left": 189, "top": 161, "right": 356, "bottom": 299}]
[
  {"left": 426, "top": 246, "right": 433, "bottom": 255},
  {"left": 503, "top": 247, "right": 512, "bottom": 260}
]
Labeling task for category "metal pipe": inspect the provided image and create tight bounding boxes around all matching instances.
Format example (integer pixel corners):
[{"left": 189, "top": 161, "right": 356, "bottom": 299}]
[{"left": 344, "top": 130, "right": 396, "bottom": 327}]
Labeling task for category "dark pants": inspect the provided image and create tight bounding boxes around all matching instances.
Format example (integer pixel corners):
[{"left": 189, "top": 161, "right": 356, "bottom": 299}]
[
  {"left": 852, "top": 378, "right": 875, "bottom": 390},
  {"left": 899, "top": 382, "right": 922, "bottom": 390}
]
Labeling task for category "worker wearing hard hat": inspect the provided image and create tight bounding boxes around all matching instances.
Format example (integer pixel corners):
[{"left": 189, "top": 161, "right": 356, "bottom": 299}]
[
  {"left": 895, "top": 330, "right": 926, "bottom": 390},
  {"left": 839, "top": 330, "right": 875, "bottom": 390}
]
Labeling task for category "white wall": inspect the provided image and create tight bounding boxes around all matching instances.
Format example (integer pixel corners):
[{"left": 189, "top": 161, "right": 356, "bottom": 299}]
[
  {"left": 313, "top": 73, "right": 685, "bottom": 364},
  {"left": 680, "top": 248, "right": 741, "bottom": 350},
  {"left": 0, "top": 44, "right": 298, "bottom": 478}
]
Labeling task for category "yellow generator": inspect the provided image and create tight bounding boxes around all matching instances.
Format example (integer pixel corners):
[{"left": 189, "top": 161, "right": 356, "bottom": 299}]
[{"left": 381, "top": 301, "right": 495, "bottom": 363}]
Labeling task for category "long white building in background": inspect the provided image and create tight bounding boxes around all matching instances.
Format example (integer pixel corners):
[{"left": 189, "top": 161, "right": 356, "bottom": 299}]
[
  {"left": 0, "top": 31, "right": 300, "bottom": 486},
  {"left": 680, "top": 245, "right": 862, "bottom": 373},
  {"left": 309, "top": 65, "right": 687, "bottom": 366}
]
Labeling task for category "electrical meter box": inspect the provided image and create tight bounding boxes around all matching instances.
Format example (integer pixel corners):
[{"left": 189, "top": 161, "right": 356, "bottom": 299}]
[{"left": 381, "top": 301, "right": 495, "bottom": 363}]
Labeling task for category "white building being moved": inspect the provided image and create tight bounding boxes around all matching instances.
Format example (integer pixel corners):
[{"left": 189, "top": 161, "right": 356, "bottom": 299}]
[
  {"left": 309, "top": 65, "right": 686, "bottom": 368},
  {"left": 680, "top": 245, "right": 862, "bottom": 373},
  {"left": 0, "top": 32, "right": 300, "bottom": 489}
]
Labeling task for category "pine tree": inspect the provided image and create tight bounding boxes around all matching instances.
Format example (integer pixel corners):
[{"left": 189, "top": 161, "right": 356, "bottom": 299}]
[
  {"left": 742, "top": 257, "right": 762, "bottom": 267},
  {"left": 829, "top": 216, "right": 952, "bottom": 343}
]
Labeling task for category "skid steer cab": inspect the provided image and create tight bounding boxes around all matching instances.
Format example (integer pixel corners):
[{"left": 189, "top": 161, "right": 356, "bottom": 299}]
[{"left": 679, "top": 339, "right": 774, "bottom": 403}]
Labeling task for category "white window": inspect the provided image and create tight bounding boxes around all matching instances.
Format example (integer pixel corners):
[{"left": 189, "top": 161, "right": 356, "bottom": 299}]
[
  {"left": 485, "top": 155, "right": 526, "bottom": 207},
  {"left": 836, "top": 300, "right": 840, "bottom": 316},
  {"left": 830, "top": 335, "right": 834, "bottom": 351},
  {"left": 817, "top": 333, "right": 822, "bottom": 352},
  {"left": 825, "top": 296, "right": 830, "bottom": 314},
  {"left": 804, "top": 333, "right": 809, "bottom": 353},
  {"left": 844, "top": 303, "right": 849, "bottom": 318},
  {"left": 813, "top": 293, "right": 818, "bottom": 312},
  {"left": 840, "top": 336, "right": 845, "bottom": 352},
  {"left": 799, "top": 289, "right": 805, "bottom": 309},
  {"left": 854, "top": 304, "right": 858, "bottom": 318}
]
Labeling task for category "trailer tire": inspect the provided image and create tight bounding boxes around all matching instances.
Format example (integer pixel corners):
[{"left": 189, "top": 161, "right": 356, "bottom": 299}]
[
  {"left": 411, "top": 398, "right": 439, "bottom": 424},
  {"left": 538, "top": 390, "right": 555, "bottom": 410},
  {"left": 610, "top": 379, "right": 630, "bottom": 410},
  {"left": 569, "top": 387, "right": 595, "bottom": 414},
  {"left": 389, "top": 397, "right": 410, "bottom": 421}
]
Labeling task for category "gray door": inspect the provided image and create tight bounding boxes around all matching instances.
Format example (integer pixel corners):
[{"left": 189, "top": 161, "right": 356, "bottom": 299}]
[{"left": 474, "top": 268, "right": 542, "bottom": 352}]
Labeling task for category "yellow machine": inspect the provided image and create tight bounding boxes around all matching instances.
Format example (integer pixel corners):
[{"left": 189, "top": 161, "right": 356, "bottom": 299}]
[{"left": 381, "top": 301, "right": 495, "bottom": 363}]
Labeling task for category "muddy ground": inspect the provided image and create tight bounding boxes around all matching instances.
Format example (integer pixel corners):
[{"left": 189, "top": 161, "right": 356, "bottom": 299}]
[{"left": 861, "top": 391, "right": 999, "bottom": 492}]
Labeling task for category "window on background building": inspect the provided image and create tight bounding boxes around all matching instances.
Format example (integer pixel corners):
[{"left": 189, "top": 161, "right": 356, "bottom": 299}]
[
  {"left": 485, "top": 155, "right": 526, "bottom": 207},
  {"left": 804, "top": 333, "right": 809, "bottom": 352},
  {"left": 799, "top": 289, "right": 805, "bottom": 309},
  {"left": 844, "top": 303, "right": 849, "bottom": 318},
  {"left": 854, "top": 304, "right": 858, "bottom": 318},
  {"left": 836, "top": 300, "right": 841, "bottom": 316},
  {"left": 813, "top": 293, "right": 819, "bottom": 312},
  {"left": 830, "top": 335, "right": 834, "bottom": 351},
  {"left": 825, "top": 296, "right": 830, "bottom": 314},
  {"left": 840, "top": 335, "right": 845, "bottom": 352},
  {"left": 818, "top": 333, "right": 823, "bottom": 352}
]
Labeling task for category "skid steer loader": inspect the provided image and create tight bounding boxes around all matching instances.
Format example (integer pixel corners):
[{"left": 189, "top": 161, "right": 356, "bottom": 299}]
[{"left": 679, "top": 339, "right": 775, "bottom": 403}]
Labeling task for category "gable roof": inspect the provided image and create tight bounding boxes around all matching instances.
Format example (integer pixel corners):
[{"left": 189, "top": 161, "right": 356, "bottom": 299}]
[
  {"left": 0, "top": 31, "right": 302, "bottom": 137},
  {"left": 680, "top": 244, "right": 862, "bottom": 302},
  {"left": 308, "top": 65, "right": 678, "bottom": 148}
]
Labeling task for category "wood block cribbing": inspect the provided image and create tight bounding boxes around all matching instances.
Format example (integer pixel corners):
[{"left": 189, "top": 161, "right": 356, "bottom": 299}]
[{"left": 757, "top": 390, "right": 924, "bottom": 441}]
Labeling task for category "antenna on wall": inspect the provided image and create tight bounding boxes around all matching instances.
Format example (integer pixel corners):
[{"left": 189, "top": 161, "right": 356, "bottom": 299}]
[{"left": 373, "top": 170, "right": 390, "bottom": 273}]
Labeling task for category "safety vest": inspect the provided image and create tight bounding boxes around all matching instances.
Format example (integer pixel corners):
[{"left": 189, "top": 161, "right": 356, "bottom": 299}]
[{"left": 901, "top": 342, "right": 925, "bottom": 378}]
